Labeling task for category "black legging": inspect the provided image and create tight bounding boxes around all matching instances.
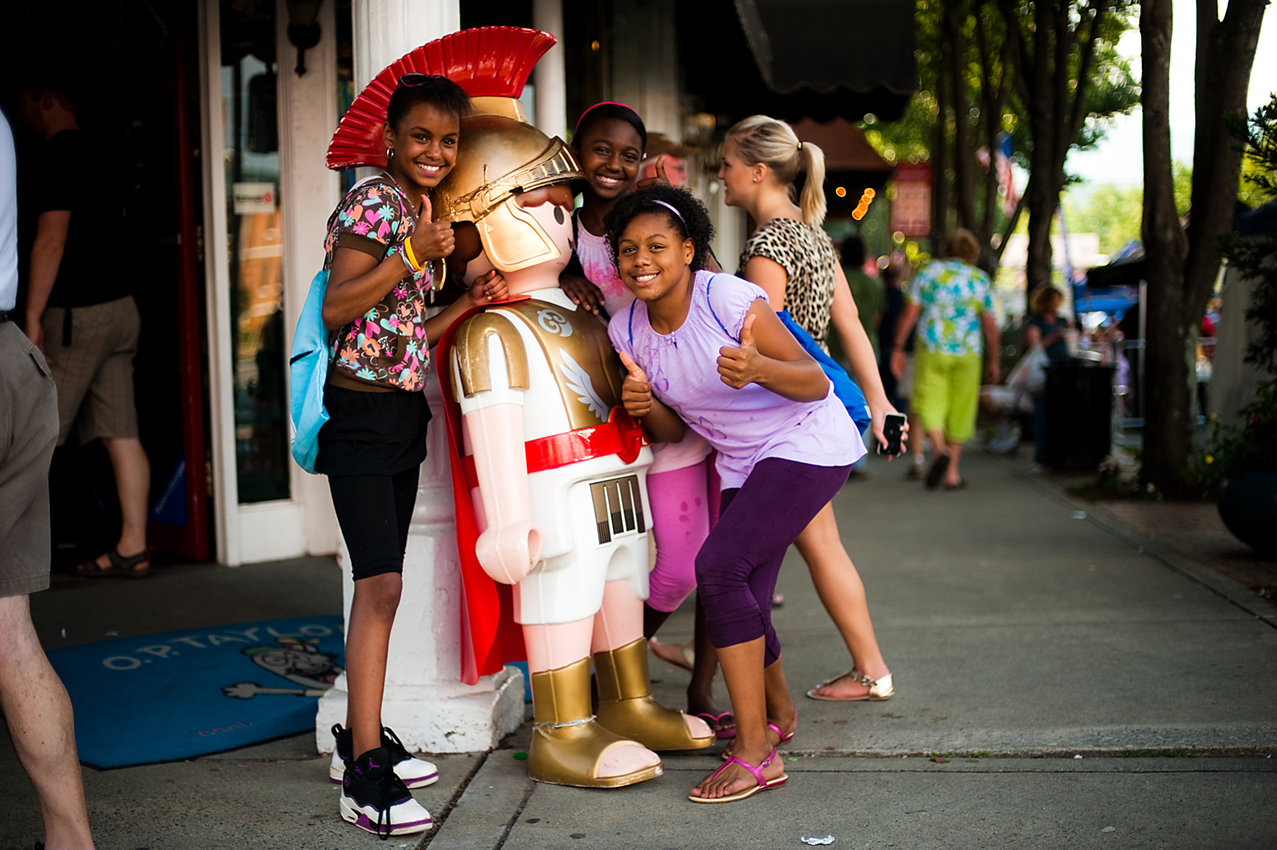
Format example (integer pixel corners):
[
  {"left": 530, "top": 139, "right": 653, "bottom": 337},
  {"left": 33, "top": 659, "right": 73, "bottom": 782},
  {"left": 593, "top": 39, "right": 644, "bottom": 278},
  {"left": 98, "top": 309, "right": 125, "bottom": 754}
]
[{"left": 328, "top": 466, "right": 420, "bottom": 580}]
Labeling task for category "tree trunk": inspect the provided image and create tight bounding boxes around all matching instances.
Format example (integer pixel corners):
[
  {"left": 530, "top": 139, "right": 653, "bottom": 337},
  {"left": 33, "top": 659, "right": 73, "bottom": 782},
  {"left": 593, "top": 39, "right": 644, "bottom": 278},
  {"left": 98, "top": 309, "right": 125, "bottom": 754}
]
[
  {"left": 1141, "top": 0, "right": 1266, "bottom": 492},
  {"left": 1140, "top": 0, "right": 1191, "bottom": 491},
  {"left": 932, "top": 61, "right": 951, "bottom": 252},
  {"left": 1006, "top": 0, "right": 1108, "bottom": 313},
  {"left": 1022, "top": 0, "right": 1056, "bottom": 304},
  {"left": 945, "top": 1, "right": 979, "bottom": 236},
  {"left": 1184, "top": 0, "right": 1266, "bottom": 320}
]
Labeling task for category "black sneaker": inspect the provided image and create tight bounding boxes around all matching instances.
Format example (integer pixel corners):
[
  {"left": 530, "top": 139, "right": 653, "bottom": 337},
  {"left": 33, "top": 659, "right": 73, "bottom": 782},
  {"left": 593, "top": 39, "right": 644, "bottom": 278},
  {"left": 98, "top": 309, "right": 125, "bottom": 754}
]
[
  {"left": 339, "top": 747, "right": 433, "bottom": 837},
  {"left": 329, "top": 724, "right": 439, "bottom": 788}
]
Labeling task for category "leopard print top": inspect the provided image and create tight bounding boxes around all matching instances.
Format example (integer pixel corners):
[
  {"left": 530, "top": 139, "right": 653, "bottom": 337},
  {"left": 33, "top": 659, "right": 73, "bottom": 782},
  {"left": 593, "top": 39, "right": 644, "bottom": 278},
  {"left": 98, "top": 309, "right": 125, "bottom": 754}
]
[{"left": 737, "top": 217, "right": 838, "bottom": 352}]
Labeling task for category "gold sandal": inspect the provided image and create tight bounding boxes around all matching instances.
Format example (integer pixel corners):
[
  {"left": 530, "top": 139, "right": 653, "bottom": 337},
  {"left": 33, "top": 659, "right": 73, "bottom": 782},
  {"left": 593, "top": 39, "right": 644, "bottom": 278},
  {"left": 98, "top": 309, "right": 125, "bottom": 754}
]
[{"left": 806, "top": 669, "right": 893, "bottom": 702}]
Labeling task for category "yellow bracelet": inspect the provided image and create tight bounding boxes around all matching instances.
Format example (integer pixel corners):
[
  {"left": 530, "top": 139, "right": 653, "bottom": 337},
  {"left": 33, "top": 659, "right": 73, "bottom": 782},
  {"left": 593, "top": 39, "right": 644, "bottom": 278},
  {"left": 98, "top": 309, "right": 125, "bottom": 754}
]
[{"left": 402, "top": 238, "right": 423, "bottom": 273}]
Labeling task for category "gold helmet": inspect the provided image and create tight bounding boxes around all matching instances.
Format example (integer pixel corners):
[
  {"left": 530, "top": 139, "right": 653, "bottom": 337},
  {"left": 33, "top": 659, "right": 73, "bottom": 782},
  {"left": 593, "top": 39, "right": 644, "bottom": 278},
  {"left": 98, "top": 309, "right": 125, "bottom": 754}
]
[{"left": 432, "top": 98, "right": 583, "bottom": 274}]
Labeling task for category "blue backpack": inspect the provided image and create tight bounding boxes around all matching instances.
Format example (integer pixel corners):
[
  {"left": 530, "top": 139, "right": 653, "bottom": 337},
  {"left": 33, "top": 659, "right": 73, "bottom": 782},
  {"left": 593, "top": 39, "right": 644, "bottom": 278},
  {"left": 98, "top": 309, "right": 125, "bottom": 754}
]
[{"left": 288, "top": 269, "right": 331, "bottom": 474}]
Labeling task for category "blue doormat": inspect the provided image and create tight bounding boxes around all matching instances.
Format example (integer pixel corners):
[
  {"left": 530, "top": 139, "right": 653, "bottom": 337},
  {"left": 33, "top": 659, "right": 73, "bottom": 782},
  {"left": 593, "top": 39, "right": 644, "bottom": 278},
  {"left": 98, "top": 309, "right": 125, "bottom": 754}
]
[{"left": 46, "top": 615, "right": 345, "bottom": 769}]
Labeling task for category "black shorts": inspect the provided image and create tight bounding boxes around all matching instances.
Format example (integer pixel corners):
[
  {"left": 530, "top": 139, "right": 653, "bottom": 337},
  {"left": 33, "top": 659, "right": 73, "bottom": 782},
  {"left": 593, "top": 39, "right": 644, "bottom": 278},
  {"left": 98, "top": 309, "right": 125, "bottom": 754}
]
[{"left": 317, "top": 385, "right": 431, "bottom": 580}]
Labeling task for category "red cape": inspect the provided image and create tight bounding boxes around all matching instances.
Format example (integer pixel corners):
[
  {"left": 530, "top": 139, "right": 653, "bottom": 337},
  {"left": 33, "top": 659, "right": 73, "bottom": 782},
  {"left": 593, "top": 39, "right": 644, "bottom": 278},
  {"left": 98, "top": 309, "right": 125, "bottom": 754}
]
[{"left": 436, "top": 298, "right": 530, "bottom": 685}]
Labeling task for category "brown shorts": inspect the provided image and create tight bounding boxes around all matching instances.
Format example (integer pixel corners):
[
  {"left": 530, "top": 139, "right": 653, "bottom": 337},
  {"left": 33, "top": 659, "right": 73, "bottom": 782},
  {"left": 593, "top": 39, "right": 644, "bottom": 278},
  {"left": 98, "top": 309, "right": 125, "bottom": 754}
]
[
  {"left": 41, "top": 296, "right": 141, "bottom": 446},
  {"left": 0, "top": 322, "right": 58, "bottom": 597}
]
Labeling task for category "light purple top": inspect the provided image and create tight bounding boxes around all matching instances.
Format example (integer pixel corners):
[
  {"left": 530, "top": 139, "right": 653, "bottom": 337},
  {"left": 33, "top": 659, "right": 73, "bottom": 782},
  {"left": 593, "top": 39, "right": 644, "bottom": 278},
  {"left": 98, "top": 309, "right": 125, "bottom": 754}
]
[
  {"left": 608, "top": 270, "right": 865, "bottom": 490},
  {"left": 576, "top": 211, "right": 711, "bottom": 475}
]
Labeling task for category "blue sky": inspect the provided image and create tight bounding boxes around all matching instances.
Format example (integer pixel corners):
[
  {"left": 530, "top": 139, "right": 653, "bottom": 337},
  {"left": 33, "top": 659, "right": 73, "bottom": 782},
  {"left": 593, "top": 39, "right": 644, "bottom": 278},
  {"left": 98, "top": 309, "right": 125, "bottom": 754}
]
[{"left": 1067, "top": 0, "right": 1277, "bottom": 186}]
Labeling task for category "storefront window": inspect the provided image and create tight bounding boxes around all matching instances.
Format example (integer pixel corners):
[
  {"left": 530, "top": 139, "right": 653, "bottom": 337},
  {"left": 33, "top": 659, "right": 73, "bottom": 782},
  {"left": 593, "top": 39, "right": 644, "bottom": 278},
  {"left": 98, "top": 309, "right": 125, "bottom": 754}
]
[{"left": 221, "top": 2, "right": 289, "bottom": 503}]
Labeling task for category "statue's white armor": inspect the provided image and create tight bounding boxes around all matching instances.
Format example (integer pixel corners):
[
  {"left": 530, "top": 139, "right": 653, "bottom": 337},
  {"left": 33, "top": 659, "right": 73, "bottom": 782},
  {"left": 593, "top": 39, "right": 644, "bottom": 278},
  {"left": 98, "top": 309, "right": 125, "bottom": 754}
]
[{"left": 450, "top": 288, "right": 653, "bottom": 625}]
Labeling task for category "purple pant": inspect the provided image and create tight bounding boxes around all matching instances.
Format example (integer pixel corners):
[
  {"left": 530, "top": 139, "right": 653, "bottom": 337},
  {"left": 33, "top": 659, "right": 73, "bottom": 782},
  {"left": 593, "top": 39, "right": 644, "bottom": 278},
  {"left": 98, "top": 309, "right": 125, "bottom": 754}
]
[{"left": 695, "top": 457, "right": 853, "bottom": 664}]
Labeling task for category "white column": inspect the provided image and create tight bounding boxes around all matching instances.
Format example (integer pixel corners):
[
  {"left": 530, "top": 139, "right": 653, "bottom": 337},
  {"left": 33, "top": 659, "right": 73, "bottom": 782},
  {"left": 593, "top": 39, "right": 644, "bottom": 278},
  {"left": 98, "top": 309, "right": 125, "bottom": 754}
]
[
  {"left": 351, "top": 1, "right": 460, "bottom": 90},
  {"left": 610, "top": 0, "right": 680, "bottom": 138},
  {"left": 532, "top": 0, "right": 567, "bottom": 138},
  {"left": 316, "top": 0, "right": 524, "bottom": 756}
]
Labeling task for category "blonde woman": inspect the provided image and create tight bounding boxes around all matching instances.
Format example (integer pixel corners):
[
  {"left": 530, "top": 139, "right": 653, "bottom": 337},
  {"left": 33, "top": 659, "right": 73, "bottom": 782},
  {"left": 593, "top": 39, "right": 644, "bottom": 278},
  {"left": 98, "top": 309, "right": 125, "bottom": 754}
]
[{"left": 717, "top": 115, "right": 898, "bottom": 707}]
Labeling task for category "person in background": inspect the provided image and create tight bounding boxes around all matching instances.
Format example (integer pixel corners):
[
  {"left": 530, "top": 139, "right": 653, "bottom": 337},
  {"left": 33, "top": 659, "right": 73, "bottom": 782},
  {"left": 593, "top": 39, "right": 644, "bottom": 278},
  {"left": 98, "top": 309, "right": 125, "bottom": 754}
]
[
  {"left": 891, "top": 229, "right": 1000, "bottom": 490},
  {"left": 1, "top": 109, "right": 97, "bottom": 850},
  {"left": 19, "top": 74, "right": 152, "bottom": 578},
  {"left": 1023, "top": 285, "right": 1070, "bottom": 468},
  {"left": 878, "top": 263, "right": 927, "bottom": 477},
  {"left": 839, "top": 235, "right": 883, "bottom": 479},
  {"left": 842, "top": 235, "right": 883, "bottom": 357},
  {"left": 877, "top": 263, "right": 908, "bottom": 411}
]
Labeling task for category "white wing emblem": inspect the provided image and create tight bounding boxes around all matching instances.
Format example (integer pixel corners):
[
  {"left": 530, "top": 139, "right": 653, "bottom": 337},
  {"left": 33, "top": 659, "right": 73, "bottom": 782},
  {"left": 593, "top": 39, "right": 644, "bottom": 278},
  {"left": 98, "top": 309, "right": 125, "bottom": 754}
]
[{"left": 558, "top": 350, "right": 609, "bottom": 420}]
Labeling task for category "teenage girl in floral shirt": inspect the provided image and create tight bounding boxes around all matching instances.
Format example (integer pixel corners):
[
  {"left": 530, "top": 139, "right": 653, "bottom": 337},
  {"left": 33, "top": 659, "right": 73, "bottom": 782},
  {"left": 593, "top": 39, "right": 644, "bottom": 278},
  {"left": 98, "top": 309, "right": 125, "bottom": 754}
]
[{"left": 318, "top": 74, "right": 505, "bottom": 837}]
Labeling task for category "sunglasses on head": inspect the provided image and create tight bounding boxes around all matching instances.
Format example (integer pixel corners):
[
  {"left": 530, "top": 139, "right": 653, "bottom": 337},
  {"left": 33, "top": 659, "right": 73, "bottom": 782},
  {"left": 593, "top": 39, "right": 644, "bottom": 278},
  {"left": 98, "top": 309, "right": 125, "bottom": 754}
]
[{"left": 397, "top": 72, "right": 445, "bottom": 88}]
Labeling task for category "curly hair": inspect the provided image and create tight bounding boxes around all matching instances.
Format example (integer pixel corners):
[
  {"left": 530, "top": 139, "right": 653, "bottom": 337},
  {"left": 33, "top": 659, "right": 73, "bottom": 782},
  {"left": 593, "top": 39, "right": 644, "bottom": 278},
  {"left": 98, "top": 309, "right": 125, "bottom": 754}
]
[
  {"left": 386, "top": 74, "right": 471, "bottom": 132},
  {"left": 605, "top": 185, "right": 715, "bottom": 273}
]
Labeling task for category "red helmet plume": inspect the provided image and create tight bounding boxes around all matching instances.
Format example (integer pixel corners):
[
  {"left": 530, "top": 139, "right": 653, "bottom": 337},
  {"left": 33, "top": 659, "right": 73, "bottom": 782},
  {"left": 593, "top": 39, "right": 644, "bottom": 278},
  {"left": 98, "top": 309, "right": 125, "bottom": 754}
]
[{"left": 326, "top": 26, "right": 555, "bottom": 171}]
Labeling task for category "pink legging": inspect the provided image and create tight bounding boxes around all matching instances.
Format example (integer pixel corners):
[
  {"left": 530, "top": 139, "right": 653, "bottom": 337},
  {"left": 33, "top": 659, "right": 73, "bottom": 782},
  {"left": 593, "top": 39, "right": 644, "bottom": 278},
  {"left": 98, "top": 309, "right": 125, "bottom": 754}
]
[{"left": 645, "top": 458, "right": 718, "bottom": 612}]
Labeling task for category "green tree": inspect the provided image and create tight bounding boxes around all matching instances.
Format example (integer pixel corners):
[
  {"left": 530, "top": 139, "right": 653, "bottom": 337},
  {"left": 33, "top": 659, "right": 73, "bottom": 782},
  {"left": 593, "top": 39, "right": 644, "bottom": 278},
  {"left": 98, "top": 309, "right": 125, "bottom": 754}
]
[
  {"left": 1062, "top": 164, "right": 1190, "bottom": 258},
  {"left": 873, "top": 1, "right": 1139, "bottom": 290},
  {"left": 1001, "top": 0, "right": 1140, "bottom": 303}
]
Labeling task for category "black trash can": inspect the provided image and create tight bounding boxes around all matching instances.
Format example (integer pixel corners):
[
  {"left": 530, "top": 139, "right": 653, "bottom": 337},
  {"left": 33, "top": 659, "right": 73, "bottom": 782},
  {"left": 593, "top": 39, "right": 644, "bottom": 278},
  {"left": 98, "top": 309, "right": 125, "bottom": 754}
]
[{"left": 1043, "top": 360, "right": 1115, "bottom": 470}]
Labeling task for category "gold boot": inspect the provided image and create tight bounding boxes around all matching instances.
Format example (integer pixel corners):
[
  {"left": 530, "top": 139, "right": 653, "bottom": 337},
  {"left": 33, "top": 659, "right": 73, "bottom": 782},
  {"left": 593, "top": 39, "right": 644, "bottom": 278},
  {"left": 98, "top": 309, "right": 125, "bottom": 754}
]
[
  {"left": 528, "top": 657, "right": 663, "bottom": 788},
  {"left": 594, "top": 638, "right": 716, "bottom": 750}
]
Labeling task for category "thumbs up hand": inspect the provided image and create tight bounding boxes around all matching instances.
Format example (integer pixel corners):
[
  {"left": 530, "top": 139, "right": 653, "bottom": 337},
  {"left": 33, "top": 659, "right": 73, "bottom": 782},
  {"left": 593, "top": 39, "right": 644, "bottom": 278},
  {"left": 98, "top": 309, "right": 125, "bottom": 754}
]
[
  {"left": 717, "top": 312, "right": 763, "bottom": 389},
  {"left": 409, "top": 194, "right": 456, "bottom": 262},
  {"left": 637, "top": 154, "right": 672, "bottom": 189},
  {"left": 619, "top": 351, "right": 654, "bottom": 417}
]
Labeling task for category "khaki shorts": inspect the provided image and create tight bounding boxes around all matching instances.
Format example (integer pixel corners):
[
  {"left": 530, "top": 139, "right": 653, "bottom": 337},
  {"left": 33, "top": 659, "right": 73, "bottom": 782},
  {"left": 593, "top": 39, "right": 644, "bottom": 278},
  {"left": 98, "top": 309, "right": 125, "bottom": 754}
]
[
  {"left": 41, "top": 296, "right": 140, "bottom": 446},
  {"left": 0, "top": 322, "right": 59, "bottom": 597}
]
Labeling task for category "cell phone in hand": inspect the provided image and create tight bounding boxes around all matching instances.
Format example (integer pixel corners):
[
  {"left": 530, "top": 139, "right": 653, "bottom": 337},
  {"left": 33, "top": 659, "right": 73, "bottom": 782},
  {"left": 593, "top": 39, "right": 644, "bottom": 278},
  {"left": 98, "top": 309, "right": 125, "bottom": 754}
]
[{"left": 878, "top": 412, "right": 906, "bottom": 456}]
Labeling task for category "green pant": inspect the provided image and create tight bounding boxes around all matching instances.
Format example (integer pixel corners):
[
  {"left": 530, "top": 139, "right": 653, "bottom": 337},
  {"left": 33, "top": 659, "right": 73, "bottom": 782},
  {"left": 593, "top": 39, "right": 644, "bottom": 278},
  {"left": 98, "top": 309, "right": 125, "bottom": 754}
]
[{"left": 911, "top": 346, "right": 982, "bottom": 443}]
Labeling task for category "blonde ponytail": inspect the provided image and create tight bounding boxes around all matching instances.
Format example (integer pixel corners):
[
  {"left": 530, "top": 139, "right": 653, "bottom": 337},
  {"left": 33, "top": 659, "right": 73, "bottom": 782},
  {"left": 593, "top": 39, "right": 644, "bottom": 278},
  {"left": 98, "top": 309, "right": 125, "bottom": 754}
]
[
  {"left": 725, "top": 115, "right": 828, "bottom": 226},
  {"left": 797, "top": 141, "right": 826, "bottom": 226}
]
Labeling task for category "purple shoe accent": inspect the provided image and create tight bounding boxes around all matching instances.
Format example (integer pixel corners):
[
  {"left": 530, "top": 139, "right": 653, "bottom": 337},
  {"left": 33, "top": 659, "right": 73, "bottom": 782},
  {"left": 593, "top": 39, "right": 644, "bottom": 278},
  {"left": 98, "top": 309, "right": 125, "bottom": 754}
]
[{"left": 352, "top": 811, "right": 432, "bottom": 835}]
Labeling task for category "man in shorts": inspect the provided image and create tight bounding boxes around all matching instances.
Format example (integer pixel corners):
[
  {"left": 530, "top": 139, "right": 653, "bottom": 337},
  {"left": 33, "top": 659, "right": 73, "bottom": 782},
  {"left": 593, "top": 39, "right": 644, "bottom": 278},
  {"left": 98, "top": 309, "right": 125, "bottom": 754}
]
[
  {"left": 1, "top": 111, "right": 96, "bottom": 849},
  {"left": 20, "top": 75, "right": 151, "bottom": 577}
]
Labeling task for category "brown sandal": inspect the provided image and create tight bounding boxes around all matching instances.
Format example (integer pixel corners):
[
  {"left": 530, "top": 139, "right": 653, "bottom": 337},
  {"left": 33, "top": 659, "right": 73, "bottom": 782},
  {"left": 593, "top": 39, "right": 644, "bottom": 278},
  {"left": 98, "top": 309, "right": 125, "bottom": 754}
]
[{"left": 76, "top": 548, "right": 152, "bottom": 579}]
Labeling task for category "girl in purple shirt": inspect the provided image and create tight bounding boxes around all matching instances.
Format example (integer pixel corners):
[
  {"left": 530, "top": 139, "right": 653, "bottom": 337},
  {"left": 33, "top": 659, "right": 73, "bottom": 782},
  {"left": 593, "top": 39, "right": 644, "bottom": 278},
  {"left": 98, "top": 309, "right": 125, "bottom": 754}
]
[{"left": 607, "top": 186, "right": 863, "bottom": 804}]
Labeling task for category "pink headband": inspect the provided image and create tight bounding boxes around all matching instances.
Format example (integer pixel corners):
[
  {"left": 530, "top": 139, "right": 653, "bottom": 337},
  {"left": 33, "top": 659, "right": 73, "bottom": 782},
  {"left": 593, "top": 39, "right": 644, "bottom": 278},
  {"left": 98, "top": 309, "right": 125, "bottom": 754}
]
[
  {"left": 651, "top": 199, "right": 685, "bottom": 227},
  {"left": 574, "top": 101, "right": 640, "bottom": 135}
]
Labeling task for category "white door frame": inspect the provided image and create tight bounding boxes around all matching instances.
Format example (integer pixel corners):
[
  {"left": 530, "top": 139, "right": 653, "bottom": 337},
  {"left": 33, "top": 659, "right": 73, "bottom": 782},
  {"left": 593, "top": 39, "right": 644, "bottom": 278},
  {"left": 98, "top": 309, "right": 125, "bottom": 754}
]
[{"left": 197, "top": 0, "right": 340, "bottom": 565}]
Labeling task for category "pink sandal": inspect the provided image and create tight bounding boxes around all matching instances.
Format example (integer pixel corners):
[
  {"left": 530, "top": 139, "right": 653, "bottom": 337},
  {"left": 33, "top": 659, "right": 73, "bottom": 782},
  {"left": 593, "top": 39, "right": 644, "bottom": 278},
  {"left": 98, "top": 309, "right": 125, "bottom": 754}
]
[
  {"left": 694, "top": 711, "right": 736, "bottom": 740},
  {"left": 689, "top": 749, "right": 787, "bottom": 804},
  {"left": 722, "top": 712, "right": 796, "bottom": 760}
]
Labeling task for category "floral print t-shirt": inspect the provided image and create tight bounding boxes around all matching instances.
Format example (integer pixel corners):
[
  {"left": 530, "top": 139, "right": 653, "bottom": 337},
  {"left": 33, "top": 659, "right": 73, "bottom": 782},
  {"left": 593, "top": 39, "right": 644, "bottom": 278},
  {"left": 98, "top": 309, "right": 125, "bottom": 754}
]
[
  {"left": 905, "top": 258, "right": 994, "bottom": 357},
  {"left": 323, "top": 176, "right": 432, "bottom": 391}
]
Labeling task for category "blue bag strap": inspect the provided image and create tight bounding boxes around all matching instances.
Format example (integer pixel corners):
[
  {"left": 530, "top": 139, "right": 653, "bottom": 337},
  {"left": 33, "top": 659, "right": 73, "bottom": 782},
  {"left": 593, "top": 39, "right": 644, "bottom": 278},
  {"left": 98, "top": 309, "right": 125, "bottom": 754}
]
[{"left": 703, "top": 274, "right": 737, "bottom": 342}]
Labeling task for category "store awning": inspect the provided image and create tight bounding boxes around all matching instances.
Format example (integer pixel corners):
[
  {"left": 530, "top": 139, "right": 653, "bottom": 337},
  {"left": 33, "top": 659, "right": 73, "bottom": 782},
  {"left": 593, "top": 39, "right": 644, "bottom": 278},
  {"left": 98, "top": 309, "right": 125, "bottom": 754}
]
[
  {"left": 679, "top": 0, "right": 916, "bottom": 124},
  {"left": 788, "top": 118, "right": 892, "bottom": 172}
]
